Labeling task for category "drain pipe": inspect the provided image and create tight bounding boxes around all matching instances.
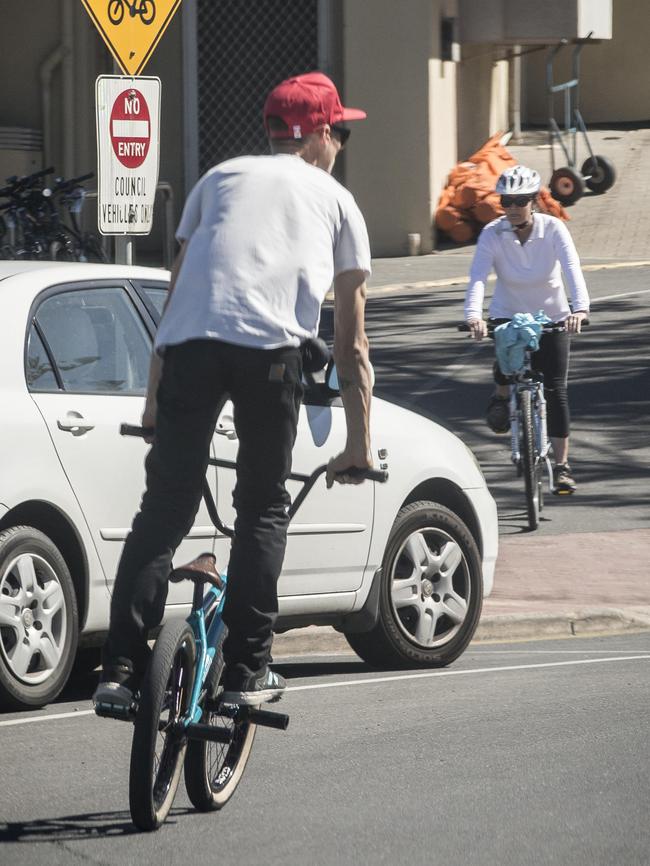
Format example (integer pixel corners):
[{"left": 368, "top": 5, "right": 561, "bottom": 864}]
[
  {"left": 40, "top": 45, "right": 66, "bottom": 171},
  {"left": 62, "top": 0, "right": 75, "bottom": 178}
]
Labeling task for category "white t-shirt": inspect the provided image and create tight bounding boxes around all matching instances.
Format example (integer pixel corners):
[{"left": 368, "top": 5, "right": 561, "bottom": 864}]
[
  {"left": 155, "top": 154, "right": 371, "bottom": 352},
  {"left": 464, "top": 213, "right": 590, "bottom": 322}
]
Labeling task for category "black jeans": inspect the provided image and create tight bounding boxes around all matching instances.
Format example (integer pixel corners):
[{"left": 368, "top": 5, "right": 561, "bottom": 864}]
[
  {"left": 491, "top": 323, "right": 571, "bottom": 438},
  {"left": 103, "top": 339, "right": 303, "bottom": 681}
]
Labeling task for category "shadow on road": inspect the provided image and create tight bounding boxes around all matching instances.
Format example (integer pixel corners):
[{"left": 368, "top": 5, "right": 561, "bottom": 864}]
[{"left": 0, "top": 810, "right": 141, "bottom": 842}]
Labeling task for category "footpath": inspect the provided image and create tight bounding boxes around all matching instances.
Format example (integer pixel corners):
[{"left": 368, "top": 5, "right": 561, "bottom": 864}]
[{"left": 275, "top": 128, "right": 649, "bottom": 657}]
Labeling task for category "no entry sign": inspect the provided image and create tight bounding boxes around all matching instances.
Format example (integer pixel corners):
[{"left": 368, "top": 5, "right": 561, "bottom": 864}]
[
  {"left": 110, "top": 89, "right": 150, "bottom": 169},
  {"left": 96, "top": 75, "right": 160, "bottom": 235}
]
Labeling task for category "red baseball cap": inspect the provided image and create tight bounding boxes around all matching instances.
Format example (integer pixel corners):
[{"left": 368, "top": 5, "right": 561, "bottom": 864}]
[{"left": 263, "top": 71, "right": 366, "bottom": 139}]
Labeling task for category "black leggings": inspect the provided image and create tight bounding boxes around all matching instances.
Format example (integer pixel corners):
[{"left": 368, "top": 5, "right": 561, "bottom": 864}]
[{"left": 492, "top": 325, "right": 571, "bottom": 438}]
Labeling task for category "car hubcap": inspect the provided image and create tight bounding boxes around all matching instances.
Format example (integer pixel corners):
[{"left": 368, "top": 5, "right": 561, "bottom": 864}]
[
  {"left": 389, "top": 527, "right": 470, "bottom": 648},
  {"left": 0, "top": 553, "right": 67, "bottom": 685}
]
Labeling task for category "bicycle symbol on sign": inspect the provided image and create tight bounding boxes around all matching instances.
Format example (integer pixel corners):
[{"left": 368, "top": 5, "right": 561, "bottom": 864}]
[{"left": 108, "top": 0, "right": 156, "bottom": 26}]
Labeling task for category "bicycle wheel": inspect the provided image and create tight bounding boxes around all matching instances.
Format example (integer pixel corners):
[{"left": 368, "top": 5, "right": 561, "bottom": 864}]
[
  {"left": 519, "top": 389, "right": 540, "bottom": 531},
  {"left": 108, "top": 0, "right": 124, "bottom": 25},
  {"left": 140, "top": 0, "right": 156, "bottom": 24},
  {"left": 184, "top": 654, "right": 257, "bottom": 811},
  {"left": 129, "top": 620, "right": 195, "bottom": 831}
]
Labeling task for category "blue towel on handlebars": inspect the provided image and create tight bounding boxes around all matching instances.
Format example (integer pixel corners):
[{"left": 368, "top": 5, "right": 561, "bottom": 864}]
[{"left": 494, "top": 311, "right": 552, "bottom": 376}]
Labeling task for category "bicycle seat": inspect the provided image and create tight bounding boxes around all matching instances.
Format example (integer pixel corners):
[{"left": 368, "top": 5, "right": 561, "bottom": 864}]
[{"left": 169, "top": 552, "right": 224, "bottom": 589}]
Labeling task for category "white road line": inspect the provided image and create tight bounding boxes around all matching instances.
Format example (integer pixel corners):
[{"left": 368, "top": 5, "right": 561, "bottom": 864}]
[
  {"left": 2, "top": 655, "right": 647, "bottom": 727},
  {"left": 0, "top": 709, "right": 95, "bottom": 727},
  {"left": 287, "top": 655, "right": 650, "bottom": 693},
  {"left": 471, "top": 649, "right": 650, "bottom": 654},
  {"left": 592, "top": 288, "right": 650, "bottom": 302}
]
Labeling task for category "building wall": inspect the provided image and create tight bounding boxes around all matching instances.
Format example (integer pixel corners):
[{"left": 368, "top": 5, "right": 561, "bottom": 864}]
[
  {"left": 523, "top": 0, "right": 650, "bottom": 124},
  {"left": 343, "top": 0, "right": 462, "bottom": 256}
]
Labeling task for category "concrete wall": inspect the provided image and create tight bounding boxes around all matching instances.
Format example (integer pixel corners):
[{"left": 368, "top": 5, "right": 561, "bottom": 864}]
[
  {"left": 524, "top": 0, "right": 650, "bottom": 124},
  {"left": 343, "top": 0, "right": 460, "bottom": 256},
  {"left": 456, "top": 45, "right": 509, "bottom": 160}
]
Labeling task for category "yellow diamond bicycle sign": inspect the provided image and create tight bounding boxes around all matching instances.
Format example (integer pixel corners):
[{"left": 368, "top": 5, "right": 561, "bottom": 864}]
[{"left": 81, "top": 0, "right": 182, "bottom": 76}]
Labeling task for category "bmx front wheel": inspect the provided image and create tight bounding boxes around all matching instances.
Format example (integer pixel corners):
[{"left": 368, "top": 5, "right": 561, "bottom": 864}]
[
  {"left": 184, "top": 680, "right": 257, "bottom": 810},
  {"left": 520, "top": 390, "right": 540, "bottom": 531},
  {"left": 129, "top": 620, "right": 195, "bottom": 831}
]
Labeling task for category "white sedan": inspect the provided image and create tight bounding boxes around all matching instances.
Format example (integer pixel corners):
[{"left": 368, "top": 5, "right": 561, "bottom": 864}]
[{"left": 0, "top": 261, "right": 498, "bottom": 710}]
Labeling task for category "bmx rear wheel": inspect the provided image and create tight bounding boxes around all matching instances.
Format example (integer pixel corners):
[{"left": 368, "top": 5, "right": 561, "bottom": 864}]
[
  {"left": 129, "top": 620, "right": 195, "bottom": 831},
  {"left": 184, "top": 678, "right": 257, "bottom": 810}
]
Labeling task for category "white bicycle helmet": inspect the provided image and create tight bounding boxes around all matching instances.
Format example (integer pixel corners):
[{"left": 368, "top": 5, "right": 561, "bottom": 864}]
[{"left": 495, "top": 165, "right": 541, "bottom": 195}]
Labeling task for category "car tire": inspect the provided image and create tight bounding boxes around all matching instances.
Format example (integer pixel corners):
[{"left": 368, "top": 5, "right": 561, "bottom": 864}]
[
  {"left": 0, "top": 526, "right": 78, "bottom": 710},
  {"left": 344, "top": 502, "right": 483, "bottom": 668}
]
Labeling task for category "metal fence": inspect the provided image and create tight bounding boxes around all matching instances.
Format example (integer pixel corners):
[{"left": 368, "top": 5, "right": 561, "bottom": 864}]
[{"left": 197, "top": 0, "right": 320, "bottom": 173}]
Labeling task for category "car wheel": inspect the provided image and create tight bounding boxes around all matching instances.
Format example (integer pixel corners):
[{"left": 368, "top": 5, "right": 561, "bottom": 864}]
[
  {"left": 0, "top": 526, "right": 78, "bottom": 710},
  {"left": 345, "top": 502, "right": 483, "bottom": 667}
]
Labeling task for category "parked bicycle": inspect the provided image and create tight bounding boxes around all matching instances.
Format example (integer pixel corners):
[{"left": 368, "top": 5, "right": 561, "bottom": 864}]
[
  {"left": 95, "top": 423, "right": 388, "bottom": 831},
  {"left": 0, "top": 168, "right": 106, "bottom": 263},
  {"left": 459, "top": 319, "right": 587, "bottom": 531}
]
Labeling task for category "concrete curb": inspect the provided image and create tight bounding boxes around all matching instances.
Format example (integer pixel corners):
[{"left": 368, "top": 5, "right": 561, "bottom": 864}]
[{"left": 272, "top": 608, "right": 650, "bottom": 658}]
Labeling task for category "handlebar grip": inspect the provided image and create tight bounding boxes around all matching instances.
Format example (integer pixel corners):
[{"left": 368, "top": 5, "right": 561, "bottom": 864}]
[
  {"left": 457, "top": 324, "right": 471, "bottom": 332},
  {"left": 119, "top": 423, "right": 154, "bottom": 438}
]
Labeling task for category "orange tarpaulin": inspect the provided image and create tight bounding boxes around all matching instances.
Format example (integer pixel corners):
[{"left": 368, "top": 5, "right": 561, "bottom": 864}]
[{"left": 435, "top": 133, "right": 569, "bottom": 244}]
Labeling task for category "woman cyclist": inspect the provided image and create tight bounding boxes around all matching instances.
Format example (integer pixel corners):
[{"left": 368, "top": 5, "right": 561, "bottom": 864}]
[{"left": 464, "top": 164, "right": 590, "bottom": 494}]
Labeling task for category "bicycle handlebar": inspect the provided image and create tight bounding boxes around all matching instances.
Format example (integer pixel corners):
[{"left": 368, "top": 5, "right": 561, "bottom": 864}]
[
  {"left": 0, "top": 166, "right": 55, "bottom": 198},
  {"left": 458, "top": 318, "right": 589, "bottom": 334},
  {"left": 120, "top": 423, "right": 388, "bottom": 537},
  {"left": 51, "top": 172, "right": 95, "bottom": 194}
]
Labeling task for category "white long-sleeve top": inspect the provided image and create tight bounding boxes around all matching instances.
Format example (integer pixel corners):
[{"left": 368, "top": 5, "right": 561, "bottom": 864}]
[{"left": 464, "top": 213, "right": 590, "bottom": 322}]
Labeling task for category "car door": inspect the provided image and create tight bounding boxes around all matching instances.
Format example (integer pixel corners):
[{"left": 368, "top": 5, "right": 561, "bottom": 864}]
[
  {"left": 27, "top": 280, "right": 217, "bottom": 606},
  {"left": 212, "top": 384, "right": 375, "bottom": 597}
]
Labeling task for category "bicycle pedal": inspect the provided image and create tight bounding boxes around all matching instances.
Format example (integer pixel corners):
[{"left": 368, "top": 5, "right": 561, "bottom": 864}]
[{"left": 94, "top": 700, "right": 137, "bottom": 722}]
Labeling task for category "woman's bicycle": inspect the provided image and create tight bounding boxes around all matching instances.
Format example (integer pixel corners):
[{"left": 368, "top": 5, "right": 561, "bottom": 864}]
[
  {"left": 95, "top": 424, "right": 387, "bottom": 831},
  {"left": 459, "top": 319, "right": 586, "bottom": 531}
]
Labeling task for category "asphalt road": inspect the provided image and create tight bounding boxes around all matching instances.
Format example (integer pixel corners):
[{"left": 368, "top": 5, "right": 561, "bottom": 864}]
[
  {"left": 323, "top": 261, "right": 650, "bottom": 536},
  {"left": 1, "top": 632, "right": 648, "bottom": 865}
]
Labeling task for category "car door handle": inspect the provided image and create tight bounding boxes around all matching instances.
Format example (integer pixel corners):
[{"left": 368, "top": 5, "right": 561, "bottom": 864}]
[
  {"left": 57, "top": 412, "right": 95, "bottom": 434},
  {"left": 215, "top": 412, "right": 238, "bottom": 440}
]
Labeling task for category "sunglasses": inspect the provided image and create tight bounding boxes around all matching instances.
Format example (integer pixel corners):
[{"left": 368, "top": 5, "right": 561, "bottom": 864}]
[
  {"left": 331, "top": 124, "right": 351, "bottom": 146},
  {"left": 500, "top": 195, "right": 534, "bottom": 208}
]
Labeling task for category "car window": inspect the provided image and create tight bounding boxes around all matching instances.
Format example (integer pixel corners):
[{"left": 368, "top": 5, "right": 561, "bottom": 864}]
[
  {"left": 26, "top": 326, "right": 59, "bottom": 391},
  {"left": 142, "top": 286, "right": 167, "bottom": 321},
  {"left": 34, "top": 286, "right": 151, "bottom": 394}
]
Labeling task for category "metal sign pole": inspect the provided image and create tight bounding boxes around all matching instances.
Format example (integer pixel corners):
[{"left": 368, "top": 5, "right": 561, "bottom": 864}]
[{"left": 113, "top": 60, "right": 133, "bottom": 266}]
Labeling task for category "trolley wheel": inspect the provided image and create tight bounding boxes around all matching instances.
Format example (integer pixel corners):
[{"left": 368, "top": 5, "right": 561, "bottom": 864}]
[
  {"left": 581, "top": 155, "right": 616, "bottom": 194},
  {"left": 129, "top": 620, "right": 196, "bottom": 831},
  {"left": 549, "top": 167, "right": 585, "bottom": 206},
  {"left": 519, "top": 391, "right": 540, "bottom": 531}
]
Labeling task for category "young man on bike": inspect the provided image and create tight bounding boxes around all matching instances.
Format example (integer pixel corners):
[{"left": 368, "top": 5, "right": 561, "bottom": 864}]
[
  {"left": 94, "top": 71, "right": 373, "bottom": 709},
  {"left": 464, "top": 164, "right": 590, "bottom": 493}
]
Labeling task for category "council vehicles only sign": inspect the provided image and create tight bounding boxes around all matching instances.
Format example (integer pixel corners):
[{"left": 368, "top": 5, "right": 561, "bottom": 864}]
[{"left": 96, "top": 75, "right": 161, "bottom": 235}]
